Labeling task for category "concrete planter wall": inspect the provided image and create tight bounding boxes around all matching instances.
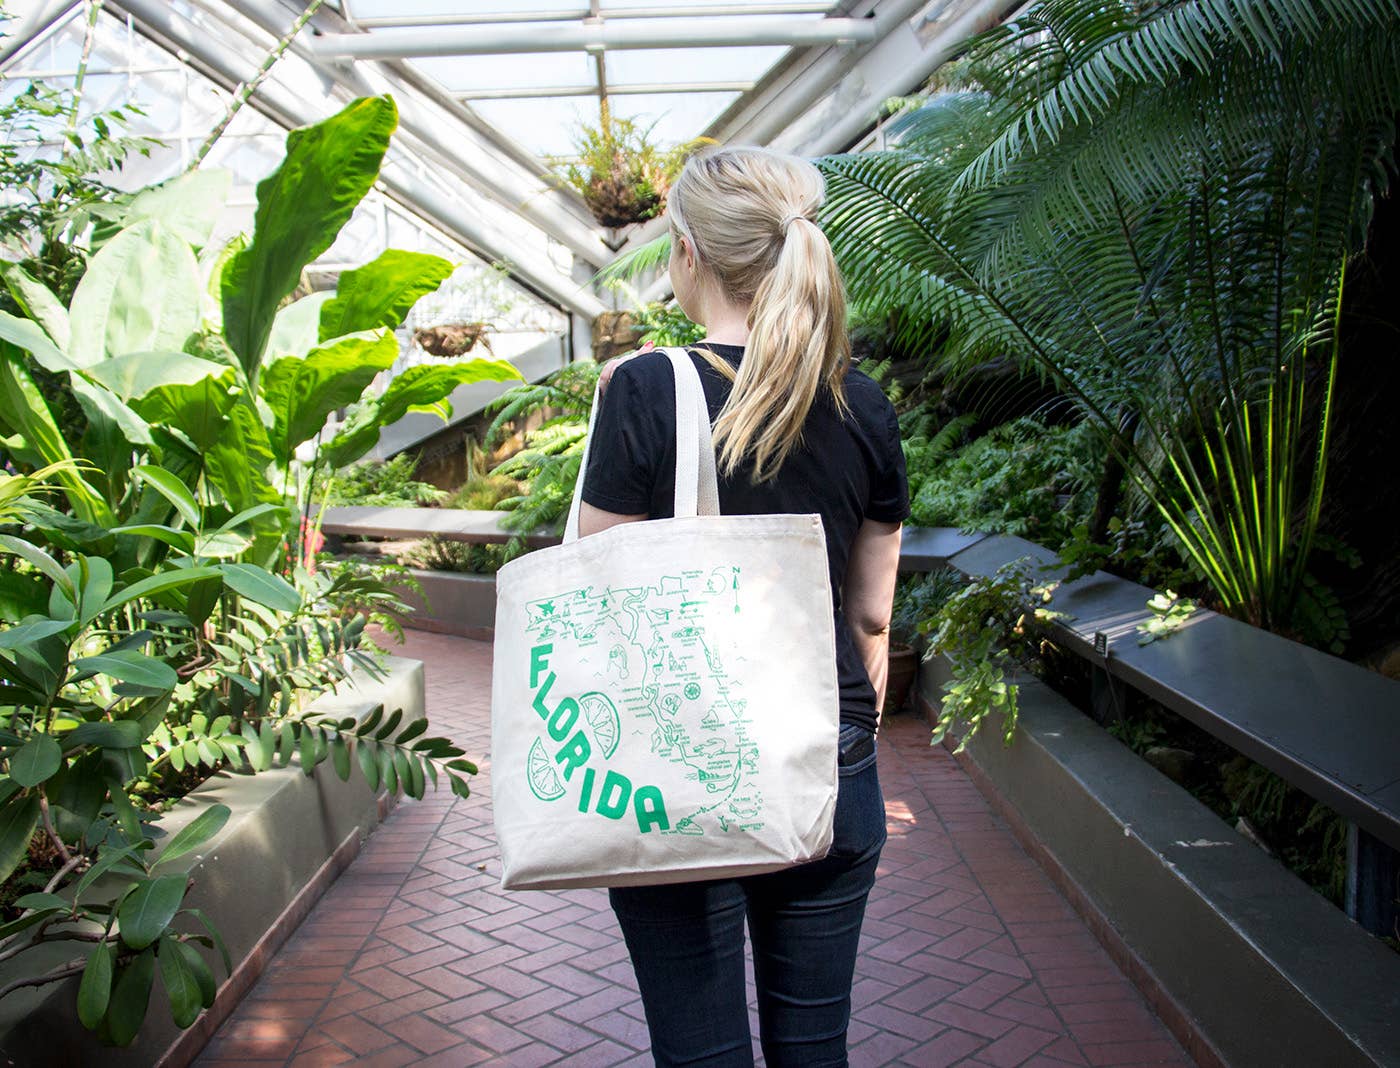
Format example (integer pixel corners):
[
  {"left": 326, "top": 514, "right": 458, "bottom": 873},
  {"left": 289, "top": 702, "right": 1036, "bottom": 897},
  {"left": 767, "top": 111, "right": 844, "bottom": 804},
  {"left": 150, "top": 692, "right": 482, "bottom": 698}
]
[
  {"left": 0, "top": 657, "right": 425, "bottom": 1068},
  {"left": 396, "top": 568, "right": 498, "bottom": 639},
  {"left": 914, "top": 658, "right": 1400, "bottom": 1067}
]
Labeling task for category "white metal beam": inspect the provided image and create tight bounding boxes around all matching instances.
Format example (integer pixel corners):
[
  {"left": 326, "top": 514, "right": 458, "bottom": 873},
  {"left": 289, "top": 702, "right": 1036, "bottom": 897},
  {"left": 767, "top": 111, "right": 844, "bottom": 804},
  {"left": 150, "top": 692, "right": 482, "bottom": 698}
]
[
  {"left": 306, "top": 17, "right": 879, "bottom": 60},
  {"left": 0, "top": 0, "right": 80, "bottom": 68},
  {"left": 356, "top": 4, "right": 838, "bottom": 28},
  {"left": 802, "top": 0, "right": 1018, "bottom": 154},
  {"left": 107, "top": 0, "right": 605, "bottom": 319},
  {"left": 210, "top": 0, "right": 615, "bottom": 266},
  {"left": 458, "top": 81, "right": 753, "bottom": 101}
]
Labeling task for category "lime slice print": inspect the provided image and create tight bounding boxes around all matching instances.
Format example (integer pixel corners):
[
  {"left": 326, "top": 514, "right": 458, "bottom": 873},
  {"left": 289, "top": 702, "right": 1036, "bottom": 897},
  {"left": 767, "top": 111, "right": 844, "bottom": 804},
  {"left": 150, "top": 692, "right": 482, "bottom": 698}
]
[
  {"left": 527, "top": 737, "right": 565, "bottom": 801},
  {"left": 579, "top": 691, "right": 621, "bottom": 759}
]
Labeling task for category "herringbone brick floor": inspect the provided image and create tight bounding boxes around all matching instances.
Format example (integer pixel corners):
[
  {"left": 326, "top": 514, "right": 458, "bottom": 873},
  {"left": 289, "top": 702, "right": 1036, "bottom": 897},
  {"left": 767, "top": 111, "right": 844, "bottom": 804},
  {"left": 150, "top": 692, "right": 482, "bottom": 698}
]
[{"left": 196, "top": 631, "right": 1193, "bottom": 1067}]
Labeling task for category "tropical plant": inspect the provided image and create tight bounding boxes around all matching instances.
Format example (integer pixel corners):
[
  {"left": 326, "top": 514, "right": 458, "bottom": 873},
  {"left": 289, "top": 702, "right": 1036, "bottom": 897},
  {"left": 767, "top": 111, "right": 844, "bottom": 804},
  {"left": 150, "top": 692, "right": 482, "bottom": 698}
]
[
  {"left": 484, "top": 361, "right": 602, "bottom": 533},
  {"left": 553, "top": 114, "right": 709, "bottom": 228},
  {"left": 0, "top": 482, "right": 475, "bottom": 1043},
  {"left": 817, "top": 0, "right": 1400, "bottom": 638},
  {"left": 321, "top": 455, "right": 444, "bottom": 509},
  {"left": 904, "top": 417, "right": 1098, "bottom": 549},
  {"left": 889, "top": 567, "right": 963, "bottom": 648},
  {"left": 924, "top": 559, "right": 1066, "bottom": 751},
  {"left": 0, "top": 94, "right": 511, "bottom": 1045}
]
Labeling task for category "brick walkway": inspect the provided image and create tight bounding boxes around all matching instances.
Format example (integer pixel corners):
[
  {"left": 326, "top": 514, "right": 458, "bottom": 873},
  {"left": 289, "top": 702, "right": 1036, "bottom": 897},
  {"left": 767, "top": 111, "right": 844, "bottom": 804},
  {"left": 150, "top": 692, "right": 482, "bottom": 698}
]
[{"left": 196, "top": 631, "right": 1193, "bottom": 1067}]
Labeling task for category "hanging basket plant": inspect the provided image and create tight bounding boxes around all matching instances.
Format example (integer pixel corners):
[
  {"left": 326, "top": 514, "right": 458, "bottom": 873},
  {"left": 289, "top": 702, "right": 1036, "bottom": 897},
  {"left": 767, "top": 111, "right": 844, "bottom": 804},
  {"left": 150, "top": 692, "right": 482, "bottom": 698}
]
[{"left": 553, "top": 115, "right": 711, "bottom": 229}]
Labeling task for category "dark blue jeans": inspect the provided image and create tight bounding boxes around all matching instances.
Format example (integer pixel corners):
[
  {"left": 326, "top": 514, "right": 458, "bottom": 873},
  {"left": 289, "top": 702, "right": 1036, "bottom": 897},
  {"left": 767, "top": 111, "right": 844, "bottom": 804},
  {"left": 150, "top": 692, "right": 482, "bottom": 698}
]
[{"left": 609, "top": 734, "right": 885, "bottom": 1067}]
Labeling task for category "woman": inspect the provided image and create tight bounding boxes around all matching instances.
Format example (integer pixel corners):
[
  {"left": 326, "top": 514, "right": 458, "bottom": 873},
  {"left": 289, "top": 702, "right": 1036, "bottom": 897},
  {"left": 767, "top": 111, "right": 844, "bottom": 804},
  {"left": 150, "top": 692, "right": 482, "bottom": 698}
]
[{"left": 579, "top": 145, "right": 908, "bottom": 1067}]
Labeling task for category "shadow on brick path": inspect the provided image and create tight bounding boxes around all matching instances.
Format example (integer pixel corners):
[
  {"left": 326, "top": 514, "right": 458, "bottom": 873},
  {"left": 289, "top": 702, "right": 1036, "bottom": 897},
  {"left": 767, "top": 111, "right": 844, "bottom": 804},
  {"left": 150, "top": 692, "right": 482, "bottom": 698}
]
[{"left": 196, "top": 630, "right": 1194, "bottom": 1067}]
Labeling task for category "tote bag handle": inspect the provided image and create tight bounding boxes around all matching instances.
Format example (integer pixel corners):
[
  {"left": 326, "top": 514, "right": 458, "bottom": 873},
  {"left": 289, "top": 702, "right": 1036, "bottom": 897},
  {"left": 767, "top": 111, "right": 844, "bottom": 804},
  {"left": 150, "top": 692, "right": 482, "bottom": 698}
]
[{"left": 563, "top": 347, "right": 720, "bottom": 544}]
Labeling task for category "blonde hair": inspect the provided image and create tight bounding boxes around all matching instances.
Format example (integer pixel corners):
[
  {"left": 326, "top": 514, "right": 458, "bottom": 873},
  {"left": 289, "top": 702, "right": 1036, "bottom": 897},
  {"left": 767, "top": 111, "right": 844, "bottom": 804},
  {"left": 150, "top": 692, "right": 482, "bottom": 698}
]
[{"left": 667, "top": 145, "right": 850, "bottom": 482}]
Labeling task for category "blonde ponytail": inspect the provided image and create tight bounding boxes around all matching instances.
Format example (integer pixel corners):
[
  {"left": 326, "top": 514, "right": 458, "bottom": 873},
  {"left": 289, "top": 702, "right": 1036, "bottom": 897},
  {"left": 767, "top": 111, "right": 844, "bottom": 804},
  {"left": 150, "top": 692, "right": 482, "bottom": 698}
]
[{"left": 668, "top": 147, "right": 850, "bottom": 482}]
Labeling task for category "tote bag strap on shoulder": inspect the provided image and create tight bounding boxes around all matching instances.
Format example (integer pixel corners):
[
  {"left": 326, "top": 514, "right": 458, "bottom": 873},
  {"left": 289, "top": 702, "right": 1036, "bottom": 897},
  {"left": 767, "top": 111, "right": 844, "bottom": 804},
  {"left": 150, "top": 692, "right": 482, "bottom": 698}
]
[{"left": 563, "top": 347, "right": 720, "bottom": 542}]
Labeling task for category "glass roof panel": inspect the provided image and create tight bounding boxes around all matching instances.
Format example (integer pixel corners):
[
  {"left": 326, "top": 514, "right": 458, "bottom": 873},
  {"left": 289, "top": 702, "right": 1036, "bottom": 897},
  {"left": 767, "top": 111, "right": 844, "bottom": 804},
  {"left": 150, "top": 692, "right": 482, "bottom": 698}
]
[
  {"left": 409, "top": 53, "right": 597, "bottom": 94},
  {"left": 605, "top": 44, "right": 790, "bottom": 85},
  {"left": 351, "top": 0, "right": 584, "bottom": 17}
]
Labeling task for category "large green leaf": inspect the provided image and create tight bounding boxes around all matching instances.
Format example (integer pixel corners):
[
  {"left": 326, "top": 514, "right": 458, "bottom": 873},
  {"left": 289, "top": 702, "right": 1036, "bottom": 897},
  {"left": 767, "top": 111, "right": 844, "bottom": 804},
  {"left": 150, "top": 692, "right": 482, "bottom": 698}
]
[
  {"left": 221, "top": 96, "right": 398, "bottom": 382},
  {"left": 119, "top": 170, "right": 233, "bottom": 249},
  {"left": 0, "top": 309, "right": 80, "bottom": 374},
  {"left": 8, "top": 734, "right": 62, "bottom": 787},
  {"left": 157, "top": 936, "right": 208, "bottom": 1028},
  {"left": 319, "top": 250, "right": 455, "bottom": 342},
  {"left": 85, "top": 350, "right": 232, "bottom": 402},
  {"left": 218, "top": 563, "right": 300, "bottom": 613},
  {"left": 0, "top": 346, "right": 108, "bottom": 526},
  {"left": 104, "top": 947, "right": 156, "bottom": 1046},
  {"left": 118, "top": 873, "right": 187, "bottom": 951},
  {"left": 78, "top": 941, "right": 115, "bottom": 1030},
  {"left": 69, "top": 220, "right": 202, "bottom": 364},
  {"left": 0, "top": 618, "right": 73, "bottom": 649},
  {"left": 264, "top": 291, "right": 334, "bottom": 360},
  {"left": 261, "top": 331, "right": 399, "bottom": 464},
  {"left": 72, "top": 650, "right": 178, "bottom": 692},
  {"left": 69, "top": 375, "right": 154, "bottom": 477},
  {"left": 128, "top": 369, "right": 238, "bottom": 454},
  {"left": 0, "top": 794, "right": 40, "bottom": 885},
  {"left": 0, "top": 265, "right": 71, "bottom": 350},
  {"left": 157, "top": 803, "right": 230, "bottom": 866},
  {"left": 99, "top": 565, "right": 223, "bottom": 614},
  {"left": 203, "top": 402, "right": 281, "bottom": 517},
  {"left": 323, "top": 357, "right": 522, "bottom": 468},
  {"left": 132, "top": 465, "right": 200, "bottom": 529}
]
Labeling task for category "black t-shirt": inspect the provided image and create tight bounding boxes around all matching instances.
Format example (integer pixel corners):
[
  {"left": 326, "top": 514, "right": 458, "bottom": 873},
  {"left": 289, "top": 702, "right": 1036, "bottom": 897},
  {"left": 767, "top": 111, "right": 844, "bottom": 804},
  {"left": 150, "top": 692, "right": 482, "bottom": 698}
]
[{"left": 581, "top": 343, "right": 910, "bottom": 733}]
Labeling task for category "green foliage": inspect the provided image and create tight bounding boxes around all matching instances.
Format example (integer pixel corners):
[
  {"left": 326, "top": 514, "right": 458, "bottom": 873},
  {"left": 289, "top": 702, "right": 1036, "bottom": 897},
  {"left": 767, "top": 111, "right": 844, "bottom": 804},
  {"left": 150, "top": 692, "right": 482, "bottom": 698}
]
[
  {"left": 925, "top": 560, "right": 1066, "bottom": 752},
  {"left": 403, "top": 537, "right": 526, "bottom": 575},
  {"left": 818, "top": 0, "right": 1400, "bottom": 635},
  {"left": 441, "top": 472, "right": 523, "bottom": 512},
  {"left": 220, "top": 96, "right": 398, "bottom": 382},
  {"left": 906, "top": 418, "right": 1098, "bottom": 549},
  {"left": 322, "top": 455, "right": 444, "bottom": 508},
  {"left": 634, "top": 301, "right": 704, "bottom": 348},
  {"left": 1136, "top": 590, "right": 1199, "bottom": 645},
  {"left": 889, "top": 567, "right": 963, "bottom": 648},
  {"left": 0, "top": 93, "right": 502, "bottom": 1047},
  {"left": 485, "top": 361, "right": 602, "bottom": 533},
  {"left": 552, "top": 116, "right": 709, "bottom": 228}
]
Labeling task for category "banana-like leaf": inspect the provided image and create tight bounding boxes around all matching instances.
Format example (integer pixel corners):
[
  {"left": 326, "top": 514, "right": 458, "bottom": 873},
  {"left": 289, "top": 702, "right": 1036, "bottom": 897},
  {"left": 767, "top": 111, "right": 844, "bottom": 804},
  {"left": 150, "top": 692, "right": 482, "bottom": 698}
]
[
  {"left": 203, "top": 402, "right": 282, "bottom": 518},
  {"left": 319, "top": 249, "right": 455, "bottom": 342},
  {"left": 261, "top": 331, "right": 399, "bottom": 464},
  {"left": 323, "top": 357, "right": 522, "bottom": 469},
  {"left": 263, "top": 291, "right": 335, "bottom": 361},
  {"left": 221, "top": 96, "right": 398, "bottom": 382},
  {"left": 118, "top": 169, "right": 233, "bottom": 249},
  {"left": 0, "top": 308, "right": 79, "bottom": 374},
  {"left": 69, "top": 220, "right": 202, "bottom": 364},
  {"left": 128, "top": 369, "right": 238, "bottom": 454},
  {"left": 0, "top": 346, "right": 109, "bottom": 526},
  {"left": 0, "top": 265, "right": 71, "bottom": 350}
]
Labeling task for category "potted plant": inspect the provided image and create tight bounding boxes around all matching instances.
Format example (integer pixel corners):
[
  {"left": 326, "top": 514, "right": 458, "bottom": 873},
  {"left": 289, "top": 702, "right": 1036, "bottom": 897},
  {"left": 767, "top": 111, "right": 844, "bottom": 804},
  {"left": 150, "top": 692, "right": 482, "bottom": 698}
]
[
  {"left": 885, "top": 567, "right": 962, "bottom": 716},
  {"left": 553, "top": 114, "right": 710, "bottom": 229}
]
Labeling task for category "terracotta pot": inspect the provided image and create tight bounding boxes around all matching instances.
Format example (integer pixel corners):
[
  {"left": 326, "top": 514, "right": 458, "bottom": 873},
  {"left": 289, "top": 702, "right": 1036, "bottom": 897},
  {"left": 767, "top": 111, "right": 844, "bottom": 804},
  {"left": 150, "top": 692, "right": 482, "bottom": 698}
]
[{"left": 884, "top": 641, "right": 919, "bottom": 716}]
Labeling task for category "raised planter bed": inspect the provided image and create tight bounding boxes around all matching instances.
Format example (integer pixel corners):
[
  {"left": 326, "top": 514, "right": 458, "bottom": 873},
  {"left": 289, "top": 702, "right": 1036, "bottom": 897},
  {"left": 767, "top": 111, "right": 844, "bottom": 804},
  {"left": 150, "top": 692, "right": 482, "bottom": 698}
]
[
  {"left": 915, "top": 659, "right": 1400, "bottom": 1067},
  {"left": 0, "top": 656, "right": 425, "bottom": 1068},
  {"left": 396, "top": 568, "right": 498, "bottom": 640}
]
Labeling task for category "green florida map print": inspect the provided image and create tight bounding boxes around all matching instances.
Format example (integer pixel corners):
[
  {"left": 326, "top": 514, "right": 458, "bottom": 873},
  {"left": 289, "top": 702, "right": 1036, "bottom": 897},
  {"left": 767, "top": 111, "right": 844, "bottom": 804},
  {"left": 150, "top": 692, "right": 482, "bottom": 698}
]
[{"left": 522, "top": 566, "right": 761, "bottom": 836}]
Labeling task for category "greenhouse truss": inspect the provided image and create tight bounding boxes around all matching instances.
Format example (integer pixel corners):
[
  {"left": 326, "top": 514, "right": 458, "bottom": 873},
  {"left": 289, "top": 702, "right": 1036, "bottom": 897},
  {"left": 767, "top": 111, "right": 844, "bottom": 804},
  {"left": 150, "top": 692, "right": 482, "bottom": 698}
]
[{"left": 1, "top": 0, "right": 1014, "bottom": 379}]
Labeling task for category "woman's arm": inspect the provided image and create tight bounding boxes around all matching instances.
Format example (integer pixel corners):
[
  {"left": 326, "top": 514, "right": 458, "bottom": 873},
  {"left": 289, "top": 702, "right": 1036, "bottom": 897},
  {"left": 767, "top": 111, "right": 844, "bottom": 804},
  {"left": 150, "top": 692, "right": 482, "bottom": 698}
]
[
  {"left": 843, "top": 518, "right": 903, "bottom": 718},
  {"left": 578, "top": 502, "right": 647, "bottom": 538}
]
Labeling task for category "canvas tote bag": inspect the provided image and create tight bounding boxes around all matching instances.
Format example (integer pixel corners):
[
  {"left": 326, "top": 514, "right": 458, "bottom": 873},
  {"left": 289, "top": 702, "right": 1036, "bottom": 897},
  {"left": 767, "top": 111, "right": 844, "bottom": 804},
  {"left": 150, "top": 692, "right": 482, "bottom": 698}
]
[{"left": 491, "top": 347, "right": 840, "bottom": 890}]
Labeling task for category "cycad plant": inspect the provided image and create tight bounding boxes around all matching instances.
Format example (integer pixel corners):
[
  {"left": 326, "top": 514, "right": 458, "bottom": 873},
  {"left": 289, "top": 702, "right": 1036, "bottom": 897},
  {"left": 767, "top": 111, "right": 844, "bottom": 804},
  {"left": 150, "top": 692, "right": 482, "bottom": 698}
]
[{"left": 818, "top": 0, "right": 1400, "bottom": 634}]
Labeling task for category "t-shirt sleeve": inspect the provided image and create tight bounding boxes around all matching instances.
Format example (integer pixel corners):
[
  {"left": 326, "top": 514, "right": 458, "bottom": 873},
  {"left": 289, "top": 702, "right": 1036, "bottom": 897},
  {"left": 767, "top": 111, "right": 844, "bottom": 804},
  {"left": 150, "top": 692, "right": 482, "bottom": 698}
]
[
  {"left": 581, "top": 361, "right": 660, "bottom": 515},
  {"left": 866, "top": 398, "right": 911, "bottom": 523}
]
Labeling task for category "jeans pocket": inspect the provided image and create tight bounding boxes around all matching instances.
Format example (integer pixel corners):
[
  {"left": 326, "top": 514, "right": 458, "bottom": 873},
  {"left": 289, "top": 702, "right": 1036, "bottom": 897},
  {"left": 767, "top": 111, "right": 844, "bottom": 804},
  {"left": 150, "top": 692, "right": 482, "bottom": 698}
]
[{"left": 827, "top": 754, "right": 886, "bottom": 860}]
